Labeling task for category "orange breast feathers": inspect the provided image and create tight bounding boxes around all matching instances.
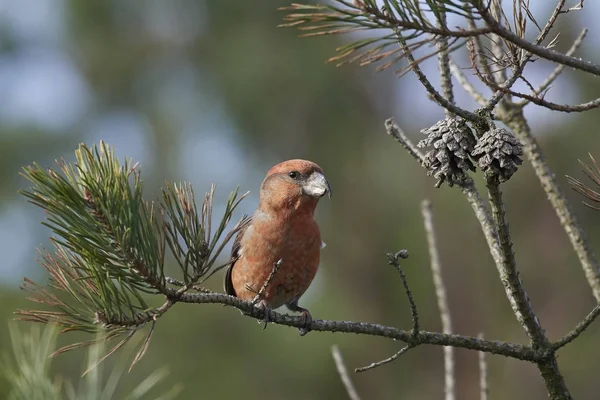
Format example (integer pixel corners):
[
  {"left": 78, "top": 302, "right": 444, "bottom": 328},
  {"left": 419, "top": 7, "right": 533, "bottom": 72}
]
[{"left": 224, "top": 159, "right": 331, "bottom": 314}]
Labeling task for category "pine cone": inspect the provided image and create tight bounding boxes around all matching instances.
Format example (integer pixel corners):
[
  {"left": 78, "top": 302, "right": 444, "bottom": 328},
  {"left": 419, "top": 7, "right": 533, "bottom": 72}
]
[
  {"left": 471, "top": 128, "right": 523, "bottom": 183},
  {"left": 418, "top": 118, "right": 476, "bottom": 187}
]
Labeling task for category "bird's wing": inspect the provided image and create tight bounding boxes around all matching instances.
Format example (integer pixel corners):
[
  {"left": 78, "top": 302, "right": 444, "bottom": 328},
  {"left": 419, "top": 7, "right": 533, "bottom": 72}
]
[{"left": 224, "top": 216, "right": 251, "bottom": 296}]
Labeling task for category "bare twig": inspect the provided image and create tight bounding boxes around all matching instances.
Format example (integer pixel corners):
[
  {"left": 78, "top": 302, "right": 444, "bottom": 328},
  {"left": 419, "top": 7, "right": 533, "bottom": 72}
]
[
  {"left": 482, "top": 0, "right": 574, "bottom": 111},
  {"left": 165, "top": 277, "right": 212, "bottom": 293},
  {"left": 478, "top": 333, "right": 489, "bottom": 400},
  {"left": 569, "top": 0, "right": 584, "bottom": 11},
  {"left": 354, "top": 250, "right": 419, "bottom": 373},
  {"left": 535, "top": 1, "right": 568, "bottom": 45},
  {"left": 355, "top": 345, "right": 412, "bottom": 373},
  {"left": 517, "top": 29, "right": 587, "bottom": 107},
  {"left": 552, "top": 303, "right": 600, "bottom": 350},
  {"left": 483, "top": 61, "right": 523, "bottom": 111},
  {"left": 462, "top": 2, "right": 494, "bottom": 83},
  {"left": 421, "top": 200, "right": 455, "bottom": 400},
  {"left": 396, "top": 33, "right": 481, "bottom": 123},
  {"left": 449, "top": 59, "right": 487, "bottom": 106},
  {"left": 388, "top": 250, "right": 419, "bottom": 337},
  {"left": 248, "top": 259, "right": 283, "bottom": 304},
  {"left": 489, "top": 0, "right": 509, "bottom": 85},
  {"left": 476, "top": 3, "right": 600, "bottom": 77},
  {"left": 434, "top": 8, "right": 454, "bottom": 118},
  {"left": 486, "top": 79, "right": 600, "bottom": 112},
  {"left": 332, "top": 345, "right": 362, "bottom": 400},
  {"left": 384, "top": 118, "right": 424, "bottom": 164}
]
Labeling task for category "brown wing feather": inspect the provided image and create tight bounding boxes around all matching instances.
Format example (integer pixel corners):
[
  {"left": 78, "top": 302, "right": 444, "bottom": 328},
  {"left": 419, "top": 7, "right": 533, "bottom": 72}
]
[{"left": 224, "top": 217, "right": 251, "bottom": 296}]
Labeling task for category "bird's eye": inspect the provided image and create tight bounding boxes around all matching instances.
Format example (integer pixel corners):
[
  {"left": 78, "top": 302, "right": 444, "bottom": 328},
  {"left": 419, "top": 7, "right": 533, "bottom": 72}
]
[{"left": 288, "top": 171, "right": 299, "bottom": 179}]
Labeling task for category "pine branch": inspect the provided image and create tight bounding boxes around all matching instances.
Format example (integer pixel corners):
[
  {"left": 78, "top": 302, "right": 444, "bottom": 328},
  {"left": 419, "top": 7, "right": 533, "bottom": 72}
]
[
  {"left": 476, "top": 2, "right": 600, "bottom": 76},
  {"left": 17, "top": 142, "right": 247, "bottom": 370},
  {"left": 172, "top": 289, "right": 545, "bottom": 361},
  {"left": 279, "top": 1, "right": 489, "bottom": 75},
  {"left": 280, "top": 0, "right": 600, "bottom": 79}
]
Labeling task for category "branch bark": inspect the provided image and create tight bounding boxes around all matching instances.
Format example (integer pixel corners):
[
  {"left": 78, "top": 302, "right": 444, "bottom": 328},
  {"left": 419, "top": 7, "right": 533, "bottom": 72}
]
[
  {"left": 485, "top": 178, "right": 546, "bottom": 344},
  {"left": 476, "top": 3, "right": 600, "bottom": 77},
  {"left": 497, "top": 104, "right": 600, "bottom": 301},
  {"left": 91, "top": 289, "right": 543, "bottom": 361}
]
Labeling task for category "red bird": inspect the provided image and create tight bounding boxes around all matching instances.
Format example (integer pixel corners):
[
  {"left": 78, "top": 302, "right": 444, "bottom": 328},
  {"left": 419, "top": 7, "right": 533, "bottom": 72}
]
[{"left": 224, "top": 159, "right": 331, "bottom": 331}]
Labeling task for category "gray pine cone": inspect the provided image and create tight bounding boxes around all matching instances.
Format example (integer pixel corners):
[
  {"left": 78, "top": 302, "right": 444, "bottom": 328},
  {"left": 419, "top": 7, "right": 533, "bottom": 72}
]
[
  {"left": 471, "top": 128, "right": 523, "bottom": 183},
  {"left": 418, "top": 118, "right": 476, "bottom": 187}
]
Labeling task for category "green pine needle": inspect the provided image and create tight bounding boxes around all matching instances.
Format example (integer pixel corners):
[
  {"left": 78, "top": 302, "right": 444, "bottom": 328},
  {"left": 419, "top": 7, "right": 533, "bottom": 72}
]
[{"left": 17, "top": 142, "right": 248, "bottom": 371}]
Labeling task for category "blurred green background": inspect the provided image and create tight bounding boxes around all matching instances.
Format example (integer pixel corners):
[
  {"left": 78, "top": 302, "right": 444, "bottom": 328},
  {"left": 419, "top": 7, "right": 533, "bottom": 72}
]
[{"left": 1, "top": 1, "right": 600, "bottom": 399}]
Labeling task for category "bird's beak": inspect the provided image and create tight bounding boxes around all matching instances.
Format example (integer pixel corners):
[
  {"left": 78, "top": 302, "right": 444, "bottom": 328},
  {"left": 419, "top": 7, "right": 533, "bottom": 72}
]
[{"left": 303, "top": 172, "right": 332, "bottom": 199}]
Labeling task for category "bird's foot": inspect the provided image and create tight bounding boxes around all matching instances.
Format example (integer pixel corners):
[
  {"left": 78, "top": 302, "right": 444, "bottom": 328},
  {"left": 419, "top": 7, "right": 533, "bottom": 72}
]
[
  {"left": 296, "top": 307, "right": 313, "bottom": 337},
  {"left": 253, "top": 299, "right": 271, "bottom": 330}
]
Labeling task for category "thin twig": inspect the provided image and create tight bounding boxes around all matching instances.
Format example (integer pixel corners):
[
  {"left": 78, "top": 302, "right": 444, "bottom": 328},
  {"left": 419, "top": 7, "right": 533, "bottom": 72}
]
[
  {"left": 449, "top": 59, "right": 487, "bottom": 106},
  {"left": 387, "top": 250, "right": 419, "bottom": 337},
  {"left": 535, "top": 0, "right": 568, "bottom": 45},
  {"left": 478, "top": 333, "right": 489, "bottom": 400},
  {"left": 483, "top": 61, "right": 523, "bottom": 111},
  {"left": 482, "top": 0, "right": 570, "bottom": 111},
  {"left": 384, "top": 118, "right": 424, "bottom": 164},
  {"left": 421, "top": 200, "right": 455, "bottom": 400},
  {"left": 355, "top": 345, "right": 412, "bottom": 373},
  {"left": 462, "top": 1, "right": 494, "bottom": 83},
  {"left": 165, "top": 277, "right": 212, "bottom": 293},
  {"left": 552, "top": 303, "right": 600, "bottom": 350},
  {"left": 331, "top": 345, "right": 362, "bottom": 400},
  {"left": 517, "top": 29, "right": 587, "bottom": 107},
  {"left": 247, "top": 259, "right": 283, "bottom": 304},
  {"left": 489, "top": 0, "right": 509, "bottom": 86},
  {"left": 353, "top": 250, "right": 418, "bottom": 373},
  {"left": 395, "top": 33, "right": 482, "bottom": 123},
  {"left": 434, "top": 8, "right": 454, "bottom": 118},
  {"left": 489, "top": 84, "right": 600, "bottom": 113},
  {"left": 476, "top": 3, "right": 600, "bottom": 77}
]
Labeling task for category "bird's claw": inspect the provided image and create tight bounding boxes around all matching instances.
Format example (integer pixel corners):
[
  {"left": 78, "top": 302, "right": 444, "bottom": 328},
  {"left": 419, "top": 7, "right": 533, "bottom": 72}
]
[
  {"left": 253, "top": 299, "right": 271, "bottom": 330},
  {"left": 297, "top": 309, "right": 313, "bottom": 337}
]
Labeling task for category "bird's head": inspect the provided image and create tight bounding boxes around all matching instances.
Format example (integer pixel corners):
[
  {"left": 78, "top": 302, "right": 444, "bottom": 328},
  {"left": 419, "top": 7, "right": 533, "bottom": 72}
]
[{"left": 259, "top": 159, "right": 331, "bottom": 215}]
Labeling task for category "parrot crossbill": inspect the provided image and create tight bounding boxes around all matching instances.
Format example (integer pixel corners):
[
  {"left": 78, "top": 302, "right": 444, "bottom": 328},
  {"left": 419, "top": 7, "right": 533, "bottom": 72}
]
[{"left": 224, "top": 159, "right": 331, "bottom": 332}]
